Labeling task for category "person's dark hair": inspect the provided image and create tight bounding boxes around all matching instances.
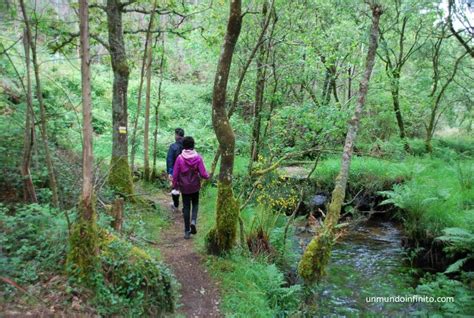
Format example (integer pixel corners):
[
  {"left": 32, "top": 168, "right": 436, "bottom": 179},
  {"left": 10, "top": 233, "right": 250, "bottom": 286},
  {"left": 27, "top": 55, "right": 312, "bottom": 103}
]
[
  {"left": 175, "top": 128, "right": 184, "bottom": 137},
  {"left": 183, "top": 136, "right": 195, "bottom": 150}
]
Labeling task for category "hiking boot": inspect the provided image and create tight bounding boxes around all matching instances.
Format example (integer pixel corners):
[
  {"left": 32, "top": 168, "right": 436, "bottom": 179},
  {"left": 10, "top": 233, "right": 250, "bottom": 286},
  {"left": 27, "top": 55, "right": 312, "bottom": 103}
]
[
  {"left": 190, "top": 221, "right": 197, "bottom": 235},
  {"left": 184, "top": 231, "right": 191, "bottom": 239}
]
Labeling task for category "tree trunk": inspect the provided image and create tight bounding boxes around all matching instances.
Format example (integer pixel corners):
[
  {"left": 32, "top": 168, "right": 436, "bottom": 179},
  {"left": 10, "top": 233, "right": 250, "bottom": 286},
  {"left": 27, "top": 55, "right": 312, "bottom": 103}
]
[
  {"left": 21, "top": 29, "right": 37, "bottom": 203},
  {"left": 20, "top": 0, "right": 59, "bottom": 207},
  {"left": 152, "top": 36, "right": 165, "bottom": 179},
  {"left": 206, "top": 0, "right": 243, "bottom": 255},
  {"left": 143, "top": 14, "right": 156, "bottom": 181},
  {"left": 67, "top": 0, "right": 99, "bottom": 283},
  {"left": 389, "top": 71, "right": 409, "bottom": 151},
  {"left": 207, "top": 0, "right": 275, "bottom": 182},
  {"left": 298, "top": 4, "right": 383, "bottom": 283},
  {"left": 106, "top": 0, "right": 133, "bottom": 196},
  {"left": 425, "top": 52, "right": 466, "bottom": 152},
  {"left": 249, "top": 1, "right": 270, "bottom": 170},
  {"left": 130, "top": 0, "right": 158, "bottom": 171}
]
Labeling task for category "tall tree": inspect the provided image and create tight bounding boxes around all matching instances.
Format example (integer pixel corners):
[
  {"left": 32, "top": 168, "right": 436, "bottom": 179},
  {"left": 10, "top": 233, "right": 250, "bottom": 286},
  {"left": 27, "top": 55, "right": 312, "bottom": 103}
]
[
  {"left": 143, "top": 5, "right": 158, "bottom": 181},
  {"left": 130, "top": 0, "right": 158, "bottom": 172},
  {"left": 151, "top": 35, "right": 165, "bottom": 179},
  {"left": 106, "top": 0, "right": 133, "bottom": 195},
  {"left": 425, "top": 25, "right": 467, "bottom": 152},
  {"left": 21, "top": 29, "right": 37, "bottom": 203},
  {"left": 206, "top": 0, "right": 243, "bottom": 255},
  {"left": 298, "top": 3, "right": 383, "bottom": 283},
  {"left": 378, "top": 0, "right": 426, "bottom": 150},
  {"left": 249, "top": 1, "right": 276, "bottom": 171},
  {"left": 67, "top": 0, "right": 99, "bottom": 281},
  {"left": 208, "top": 0, "right": 276, "bottom": 181},
  {"left": 19, "top": 0, "right": 59, "bottom": 207}
]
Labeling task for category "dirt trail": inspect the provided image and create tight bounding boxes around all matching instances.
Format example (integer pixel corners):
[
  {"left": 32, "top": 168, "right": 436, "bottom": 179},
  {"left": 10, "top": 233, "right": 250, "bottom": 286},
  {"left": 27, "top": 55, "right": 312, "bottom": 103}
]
[{"left": 149, "top": 192, "right": 221, "bottom": 318}]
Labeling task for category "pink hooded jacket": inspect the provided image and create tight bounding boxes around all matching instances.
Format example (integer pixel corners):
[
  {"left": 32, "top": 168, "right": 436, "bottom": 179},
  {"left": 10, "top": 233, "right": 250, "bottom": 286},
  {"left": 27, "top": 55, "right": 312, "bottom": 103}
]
[{"left": 172, "top": 149, "right": 209, "bottom": 194}]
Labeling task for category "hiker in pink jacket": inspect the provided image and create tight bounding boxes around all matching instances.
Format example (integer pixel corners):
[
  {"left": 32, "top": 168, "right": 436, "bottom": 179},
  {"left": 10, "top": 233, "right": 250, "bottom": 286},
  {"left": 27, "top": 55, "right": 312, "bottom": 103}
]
[{"left": 172, "top": 136, "right": 209, "bottom": 239}]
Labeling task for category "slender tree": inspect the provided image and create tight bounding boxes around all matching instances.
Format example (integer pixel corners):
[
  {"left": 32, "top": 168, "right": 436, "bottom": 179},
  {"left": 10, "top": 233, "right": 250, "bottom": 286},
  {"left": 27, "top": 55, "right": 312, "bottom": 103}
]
[
  {"left": 143, "top": 7, "right": 158, "bottom": 181},
  {"left": 67, "top": 0, "right": 99, "bottom": 281},
  {"left": 425, "top": 26, "right": 467, "bottom": 152},
  {"left": 378, "top": 1, "right": 426, "bottom": 150},
  {"left": 21, "top": 29, "right": 37, "bottom": 203},
  {"left": 206, "top": 0, "right": 243, "bottom": 255},
  {"left": 130, "top": 0, "right": 158, "bottom": 171},
  {"left": 298, "top": 3, "right": 383, "bottom": 283},
  {"left": 19, "top": 0, "right": 59, "bottom": 207},
  {"left": 208, "top": 0, "right": 276, "bottom": 181},
  {"left": 152, "top": 36, "right": 165, "bottom": 179}
]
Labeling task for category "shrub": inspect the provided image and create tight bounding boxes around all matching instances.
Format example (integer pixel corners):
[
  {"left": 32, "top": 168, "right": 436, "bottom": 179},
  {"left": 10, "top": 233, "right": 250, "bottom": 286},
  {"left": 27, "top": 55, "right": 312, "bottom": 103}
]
[{"left": 94, "top": 232, "right": 177, "bottom": 316}]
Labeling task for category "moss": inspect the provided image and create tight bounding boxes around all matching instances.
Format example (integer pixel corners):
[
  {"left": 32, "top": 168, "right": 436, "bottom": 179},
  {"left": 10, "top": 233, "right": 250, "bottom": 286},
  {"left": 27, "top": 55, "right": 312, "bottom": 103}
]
[
  {"left": 109, "top": 156, "right": 134, "bottom": 197},
  {"left": 298, "top": 228, "right": 336, "bottom": 283},
  {"left": 97, "top": 230, "right": 177, "bottom": 316},
  {"left": 298, "top": 183, "right": 345, "bottom": 283},
  {"left": 206, "top": 183, "right": 240, "bottom": 255},
  {"left": 67, "top": 203, "right": 99, "bottom": 285}
]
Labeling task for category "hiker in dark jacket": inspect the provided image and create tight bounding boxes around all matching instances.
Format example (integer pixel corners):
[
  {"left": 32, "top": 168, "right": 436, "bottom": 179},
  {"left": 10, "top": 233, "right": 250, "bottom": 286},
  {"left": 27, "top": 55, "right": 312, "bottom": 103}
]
[
  {"left": 166, "top": 128, "right": 184, "bottom": 211},
  {"left": 172, "top": 136, "right": 209, "bottom": 239}
]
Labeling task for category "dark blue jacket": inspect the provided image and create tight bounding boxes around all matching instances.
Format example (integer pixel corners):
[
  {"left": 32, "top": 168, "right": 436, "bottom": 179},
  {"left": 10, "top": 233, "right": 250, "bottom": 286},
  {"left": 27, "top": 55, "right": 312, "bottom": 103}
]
[{"left": 166, "top": 138, "right": 183, "bottom": 175}]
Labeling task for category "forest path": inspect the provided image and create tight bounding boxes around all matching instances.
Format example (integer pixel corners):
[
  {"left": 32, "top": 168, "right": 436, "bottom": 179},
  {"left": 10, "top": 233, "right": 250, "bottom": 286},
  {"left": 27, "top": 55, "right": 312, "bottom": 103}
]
[{"left": 145, "top": 190, "right": 221, "bottom": 318}]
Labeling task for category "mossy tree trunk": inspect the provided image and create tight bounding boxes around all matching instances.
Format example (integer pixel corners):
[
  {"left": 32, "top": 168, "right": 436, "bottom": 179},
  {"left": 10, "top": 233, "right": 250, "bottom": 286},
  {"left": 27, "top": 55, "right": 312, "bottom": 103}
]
[
  {"left": 20, "top": 0, "right": 59, "bottom": 207},
  {"left": 298, "top": 3, "right": 383, "bottom": 283},
  {"left": 67, "top": 0, "right": 99, "bottom": 283},
  {"left": 21, "top": 29, "right": 37, "bottom": 203},
  {"left": 206, "top": 0, "right": 243, "bottom": 255},
  {"left": 106, "top": 0, "right": 133, "bottom": 196}
]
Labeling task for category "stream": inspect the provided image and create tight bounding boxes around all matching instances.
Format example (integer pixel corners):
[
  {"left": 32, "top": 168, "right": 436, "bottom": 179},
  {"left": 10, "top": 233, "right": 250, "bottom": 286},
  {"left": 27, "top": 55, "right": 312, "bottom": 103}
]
[{"left": 296, "top": 220, "right": 432, "bottom": 316}]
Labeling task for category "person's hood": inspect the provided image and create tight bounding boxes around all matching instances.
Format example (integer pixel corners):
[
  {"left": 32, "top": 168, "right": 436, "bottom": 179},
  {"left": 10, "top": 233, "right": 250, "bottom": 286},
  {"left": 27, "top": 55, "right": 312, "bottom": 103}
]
[{"left": 181, "top": 149, "right": 200, "bottom": 166}]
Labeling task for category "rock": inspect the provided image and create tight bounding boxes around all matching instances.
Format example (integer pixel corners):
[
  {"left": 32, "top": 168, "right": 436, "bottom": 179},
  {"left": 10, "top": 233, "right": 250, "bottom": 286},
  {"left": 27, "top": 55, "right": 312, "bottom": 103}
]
[{"left": 310, "top": 194, "right": 327, "bottom": 207}]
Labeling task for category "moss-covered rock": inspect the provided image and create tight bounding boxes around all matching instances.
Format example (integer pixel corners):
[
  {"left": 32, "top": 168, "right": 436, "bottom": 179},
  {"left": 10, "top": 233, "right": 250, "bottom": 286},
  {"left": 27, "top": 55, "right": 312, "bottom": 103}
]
[
  {"left": 109, "top": 156, "right": 134, "bottom": 197},
  {"left": 206, "top": 183, "right": 240, "bottom": 255}
]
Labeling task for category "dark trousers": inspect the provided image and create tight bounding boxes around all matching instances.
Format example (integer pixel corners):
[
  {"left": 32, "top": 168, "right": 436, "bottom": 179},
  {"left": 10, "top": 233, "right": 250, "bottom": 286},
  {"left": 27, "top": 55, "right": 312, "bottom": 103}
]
[
  {"left": 172, "top": 193, "right": 180, "bottom": 208},
  {"left": 182, "top": 191, "right": 199, "bottom": 233}
]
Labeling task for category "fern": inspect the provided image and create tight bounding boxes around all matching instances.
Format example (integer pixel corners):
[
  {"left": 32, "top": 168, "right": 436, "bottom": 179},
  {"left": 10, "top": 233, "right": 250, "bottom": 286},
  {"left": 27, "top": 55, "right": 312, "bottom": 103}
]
[{"left": 436, "top": 227, "right": 474, "bottom": 273}]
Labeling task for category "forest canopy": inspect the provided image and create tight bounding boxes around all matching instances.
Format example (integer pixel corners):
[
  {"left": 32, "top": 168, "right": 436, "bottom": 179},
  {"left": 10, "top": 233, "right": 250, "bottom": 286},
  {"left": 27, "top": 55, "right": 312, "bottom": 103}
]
[{"left": 0, "top": 0, "right": 473, "bottom": 316}]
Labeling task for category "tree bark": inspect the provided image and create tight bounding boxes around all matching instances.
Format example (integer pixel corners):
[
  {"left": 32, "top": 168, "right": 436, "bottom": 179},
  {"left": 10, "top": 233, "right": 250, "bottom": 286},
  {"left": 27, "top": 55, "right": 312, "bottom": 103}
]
[
  {"left": 21, "top": 29, "right": 37, "bottom": 203},
  {"left": 207, "top": 0, "right": 275, "bottom": 182},
  {"left": 249, "top": 1, "right": 270, "bottom": 170},
  {"left": 130, "top": 0, "right": 158, "bottom": 171},
  {"left": 79, "top": 0, "right": 94, "bottom": 219},
  {"left": 106, "top": 0, "right": 133, "bottom": 196},
  {"left": 67, "top": 0, "right": 99, "bottom": 284},
  {"left": 425, "top": 51, "right": 466, "bottom": 152},
  {"left": 19, "top": 0, "right": 59, "bottom": 207},
  {"left": 152, "top": 36, "right": 165, "bottom": 179},
  {"left": 143, "top": 9, "right": 157, "bottom": 181},
  {"left": 206, "top": 0, "right": 243, "bottom": 255},
  {"left": 298, "top": 4, "right": 383, "bottom": 283}
]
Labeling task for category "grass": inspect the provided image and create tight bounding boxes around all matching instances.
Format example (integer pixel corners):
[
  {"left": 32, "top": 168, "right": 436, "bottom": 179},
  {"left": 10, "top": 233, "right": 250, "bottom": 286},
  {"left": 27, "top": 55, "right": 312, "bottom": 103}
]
[{"left": 196, "top": 187, "right": 302, "bottom": 317}]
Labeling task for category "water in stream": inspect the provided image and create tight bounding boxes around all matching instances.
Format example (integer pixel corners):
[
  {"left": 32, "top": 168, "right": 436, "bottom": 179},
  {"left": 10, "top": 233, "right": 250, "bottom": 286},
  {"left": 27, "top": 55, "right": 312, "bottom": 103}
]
[{"left": 297, "top": 220, "right": 432, "bottom": 317}]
